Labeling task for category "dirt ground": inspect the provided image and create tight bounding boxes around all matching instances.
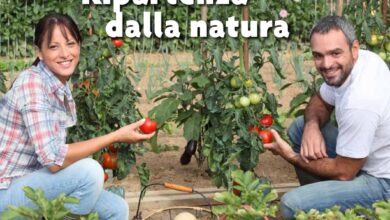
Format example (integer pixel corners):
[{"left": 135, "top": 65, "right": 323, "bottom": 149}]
[{"left": 110, "top": 51, "right": 315, "bottom": 193}]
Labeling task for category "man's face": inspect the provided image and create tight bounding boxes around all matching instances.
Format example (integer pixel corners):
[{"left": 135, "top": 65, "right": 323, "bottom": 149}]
[{"left": 310, "top": 29, "right": 359, "bottom": 87}]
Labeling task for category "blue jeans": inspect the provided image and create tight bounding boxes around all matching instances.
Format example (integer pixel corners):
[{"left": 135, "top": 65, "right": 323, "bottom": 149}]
[
  {"left": 281, "top": 116, "right": 390, "bottom": 219},
  {"left": 0, "top": 158, "right": 128, "bottom": 220}
]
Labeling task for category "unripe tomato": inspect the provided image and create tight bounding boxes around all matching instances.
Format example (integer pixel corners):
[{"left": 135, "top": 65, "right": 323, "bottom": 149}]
[
  {"left": 239, "top": 96, "right": 250, "bottom": 107},
  {"left": 140, "top": 118, "right": 157, "bottom": 134},
  {"left": 230, "top": 77, "right": 242, "bottom": 89},
  {"left": 244, "top": 80, "right": 253, "bottom": 88},
  {"left": 385, "top": 42, "right": 390, "bottom": 52},
  {"left": 101, "top": 48, "right": 112, "bottom": 59},
  {"left": 258, "top": 130, "right": 273, "bottom": 144},
  {"left": 112, "top": 38, "right": 124, "bottom": 48},
  {"left": 248, "top": 93, "right": 261, "bottom": 105},
  {"left": 368, "top": 34, "right": 379, "bottom": 46},
  {"left": 102, "top": 152, "right": 117, "bottom": 170},
  {"left": 259, "top": 114, "right": 273, "bottom": 127}
]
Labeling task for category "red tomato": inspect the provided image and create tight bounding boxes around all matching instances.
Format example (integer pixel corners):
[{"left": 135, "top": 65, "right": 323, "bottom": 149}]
[
  {"left": 258, "top": 130, "right": 273, "bottom": 144},
  {"left": 102, "top": 152, "right": 117, "bottom": 170},
  {"left": 112, "top": 38, "right": 123, "bottom": 48},
  {"left": 108, "top": 144, "right": 117, "bottom": 154},
  {"left": 247, "top": 126, "right": 261, "bottom": 134},
  {"left": 104, "top": 172, "right": 109, "bottom": 182},
  {"left": 140, "top": 118, "right": 157, "bottom": 134},
  {"left": 259, "top": 114, "right": 273, "bottom": 127}
]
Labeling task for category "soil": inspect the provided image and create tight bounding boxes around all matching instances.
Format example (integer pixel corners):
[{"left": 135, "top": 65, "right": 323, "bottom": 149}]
[{"left": 109, "top": 51, "right": 315, "bottom": 191}]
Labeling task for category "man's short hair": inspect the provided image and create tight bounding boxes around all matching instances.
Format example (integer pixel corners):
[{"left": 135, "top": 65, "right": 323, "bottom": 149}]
[{"left": 310, "top": 16, "right": 357, "bottom": 48}]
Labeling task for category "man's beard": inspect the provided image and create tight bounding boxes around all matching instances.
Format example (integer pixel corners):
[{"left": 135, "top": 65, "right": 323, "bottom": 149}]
[{"left": 319, "top": 63, "right": 353, "bottom": 87}]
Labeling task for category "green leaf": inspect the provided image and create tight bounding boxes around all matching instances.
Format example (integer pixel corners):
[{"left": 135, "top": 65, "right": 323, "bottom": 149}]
[
  {"left": 149, "top": 98, "right": 180, "bottom": 126},
  {"left": 183, "top": 112, "right": 202, "bottom": 141},
  {"left": 191, "top": 74, "right": 210, "bottom": 88}
]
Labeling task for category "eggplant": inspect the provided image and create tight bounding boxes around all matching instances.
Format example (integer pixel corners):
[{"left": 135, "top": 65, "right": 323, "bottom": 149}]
[
  {"left": 180, "top": 152, "right": 192, "bottom": 165},
  {"left": 184, "top": 140, "right": 197, "bottom": 155},
  {"left": 180, "top": 140, "right": 197, "bottom": 165}
]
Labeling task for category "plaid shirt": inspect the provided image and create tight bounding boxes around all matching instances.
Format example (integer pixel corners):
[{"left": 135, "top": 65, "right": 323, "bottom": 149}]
[{"left": 0, "top": 61, "right": 76, "bottom": 189}]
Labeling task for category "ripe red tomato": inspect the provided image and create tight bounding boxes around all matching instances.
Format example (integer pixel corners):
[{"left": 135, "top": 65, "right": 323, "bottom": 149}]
[
  {"left": 104, "top": 172, "right": 109, "bottom": 182},
  {"left": 108, "top": 144, "right": 117, "bottom": 154},
  {"left": 247, "top": 126, "right": 261, "bottom": 134},
  {"left": 112, "top": 38, "right": 124, "bottom": 48},
  {"left": 102, "top": 152, "right": 118, "bottom": 170},
  {"left": 140, "top": 118, "right": 157, "bottom": 134},
  {"left": 258, "top": 130, "right": 273, "bottom": 144},
  {"left": 259, "top": 114, "right": 273, "bottom": 127}
]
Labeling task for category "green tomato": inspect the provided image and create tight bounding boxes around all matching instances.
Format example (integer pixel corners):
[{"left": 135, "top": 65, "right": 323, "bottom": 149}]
[
  {"left": 230, "top": 77, "right": 242, "bottom": 89},
  {"left": 386, "top": 54, "right": 390, "bottom": 63},
  {"left": 234, "top": 99, "right": 242, "bottom": 108},
  {"left": 225, "top": 103, "right": 234, "bottom": 109},
  {"left": 368, "top": 34, "right": 379, "bottom": 46},
  {"left": 385, "top": 42, "right": 390, "bottom": 52},
  {"left": 239, "top": 96, "right": 250, "bottom": 107},
  {"left": 244, "top": 80, "right": 253, "bottom": 88},
  {"left": 248, "top": 93, "right": 261, "bottom": 105},
  {"left": 378, "top": 51, "right": 387, "bottom": 60}
]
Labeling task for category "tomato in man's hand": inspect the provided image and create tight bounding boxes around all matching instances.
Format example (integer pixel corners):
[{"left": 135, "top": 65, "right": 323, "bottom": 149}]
[
  {"left": 258, "top": 130, "right": 273, "bottom": 144},
  {"left": 112, "top": 38, "right": 124, "bottom": 48},
  {"left": 140, "top": 118, "right": 157, "bottom": 134},
  {"left": 259, "top": 114, "right": 273, "bottom": 127},
  {"left": 102, "top": 152, "right": 117, "bottom": 170}
]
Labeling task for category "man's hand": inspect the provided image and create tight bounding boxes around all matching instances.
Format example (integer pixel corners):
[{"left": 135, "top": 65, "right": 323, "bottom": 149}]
[
  {"left": 264, "top": 129, "right": 297, "bottom": 161},
  {"left": 301, "top": 124, "right": 327, "bottom": 163}
]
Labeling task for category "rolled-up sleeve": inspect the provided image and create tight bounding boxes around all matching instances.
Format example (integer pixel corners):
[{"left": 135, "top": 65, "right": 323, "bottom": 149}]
[{"left": 18, "top": 79, "right": 68, "bottom": 167}]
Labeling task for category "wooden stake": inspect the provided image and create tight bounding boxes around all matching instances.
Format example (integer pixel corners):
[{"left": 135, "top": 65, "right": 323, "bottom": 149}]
[
  {"left": 336, "top": 0, "right": 343, "bottom": 16},
  {"left": 201, "top": 5, "right": 208, "bottom": 59},
  {"left": 383, "top": 0, "right": 388, "bottom": 27},
  {"left": 242, "top": 5, "right": 249, "bottom": 73}
]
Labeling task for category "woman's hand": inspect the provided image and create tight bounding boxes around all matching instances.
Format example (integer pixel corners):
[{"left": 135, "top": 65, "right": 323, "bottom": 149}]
[{"left": 113, "top": 119, "right": 155, "bottom": 143}]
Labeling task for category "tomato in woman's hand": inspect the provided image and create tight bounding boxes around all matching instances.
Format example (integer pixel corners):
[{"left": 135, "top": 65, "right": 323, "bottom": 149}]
[
  {"left": 140, "top": 118, "right": 157, "bottom": 134},
  {"left": 259, "top": 114, "right": 273, "bottom": 127},
  {"left": 102, "top": 152, "right": 118, "bottom": 170},
  {"left": 258, "top": 130, "right": 273, "bottom": 144},
  {"left": 112, "top": 38, "right": 123, "bottom": 48}
]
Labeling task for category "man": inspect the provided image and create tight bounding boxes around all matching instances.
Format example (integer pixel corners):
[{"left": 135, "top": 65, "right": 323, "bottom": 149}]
[{"left": 264, "top": 16, "right": 390, "bottom": 219}]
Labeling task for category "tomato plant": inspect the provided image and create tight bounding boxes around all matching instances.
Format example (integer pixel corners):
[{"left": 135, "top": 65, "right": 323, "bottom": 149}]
[
  {"left": 149, "top": 35, "right": 286, "bottom": 188},
  {"left": 140, "top": 118, "right": 157, "bottom": 134}
]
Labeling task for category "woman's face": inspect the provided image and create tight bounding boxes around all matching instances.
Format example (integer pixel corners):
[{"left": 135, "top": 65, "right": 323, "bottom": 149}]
[{"left": 38, "top": 25, "right": 80, "bottom": 84}]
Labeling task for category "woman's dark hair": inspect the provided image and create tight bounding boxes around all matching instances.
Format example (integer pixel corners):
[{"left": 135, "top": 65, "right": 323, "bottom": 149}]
[{"left": 33, "top": 13, "right": 82, "bottom": 66}]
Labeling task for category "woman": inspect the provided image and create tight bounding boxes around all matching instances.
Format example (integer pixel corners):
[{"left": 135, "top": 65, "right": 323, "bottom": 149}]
[{"left": 0, "top": 13, "right": 154, "bottom": 219}]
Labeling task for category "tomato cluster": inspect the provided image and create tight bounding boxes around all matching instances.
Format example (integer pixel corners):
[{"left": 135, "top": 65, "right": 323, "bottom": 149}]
[
  {"left": 247, "top": 114, "right": 274, "bottom": 144},
  {"left": 229, "top": 77, "right": 262, "bottom": 108},
  {"left": 365, "top": 31, "right": 390, "bottom": 64}
]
